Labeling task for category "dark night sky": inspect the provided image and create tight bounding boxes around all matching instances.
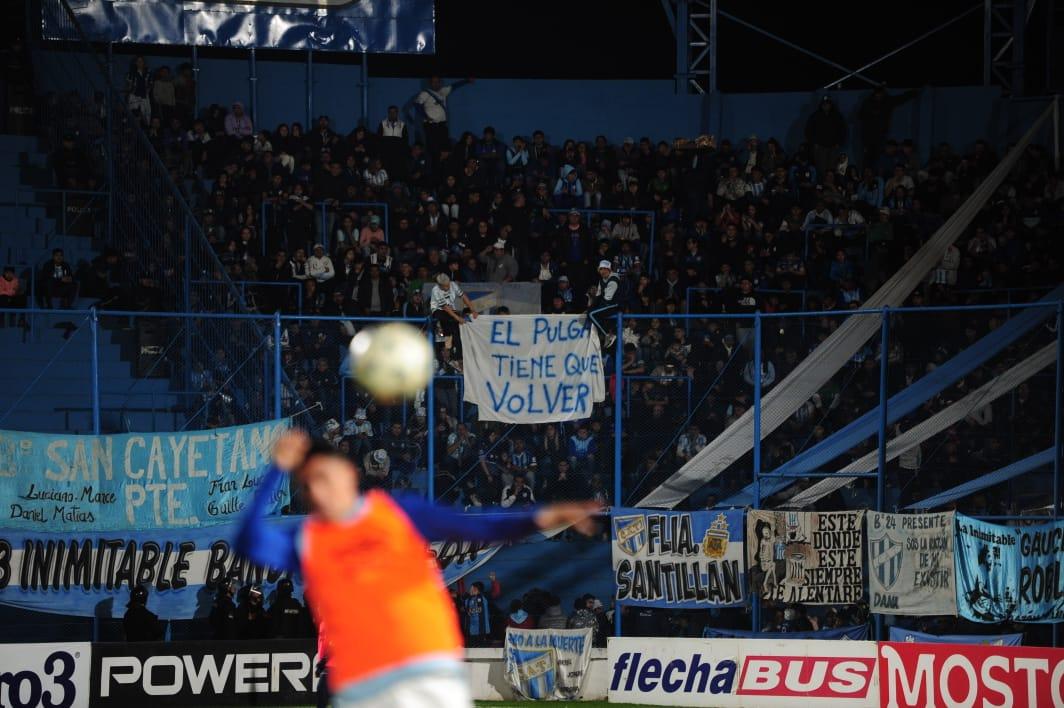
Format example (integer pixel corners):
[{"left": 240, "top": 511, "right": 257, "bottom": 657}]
[
  {"left": 370, "top": 0, "right": 1049, "bottom": 93},
  {"left": 381, "top": 0, "right": 982, "bottom": 88},
  {"left": 18, "top": 0, "right": 1050, "bottom": 92}
]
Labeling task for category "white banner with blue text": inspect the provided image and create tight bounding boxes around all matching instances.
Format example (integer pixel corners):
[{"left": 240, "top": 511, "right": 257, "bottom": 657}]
[
  {"left": 461, "top": 315, "right": 605, "bottom": 423},
  {"left": 505, "top": 627, "right": 593, "bottom": 701}
]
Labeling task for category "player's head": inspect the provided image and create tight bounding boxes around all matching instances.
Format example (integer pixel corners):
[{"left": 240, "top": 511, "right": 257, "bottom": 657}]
[{"left": 295, "top": 438, "right": 360, "bottom": 522}]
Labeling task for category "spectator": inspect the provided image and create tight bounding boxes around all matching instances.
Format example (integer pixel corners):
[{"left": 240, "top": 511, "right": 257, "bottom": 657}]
[
  {"left": 123, "top": 585, "right": 164, "bottom": 642},
  {"left": 507, "top": 599, "right": 536, "bottom": 629},
  {"left": 357, "top": 264, "right": 393, "bottom": 316},
  {"left": 463, "top": 581, "right": 491, "bottom": 647},
  {"left": 377, "top": 105, "right": 409, "bottom": 179},
  {"left": 362, "top": 448, "right": 391, "bottom": 486},
  {"left": 805, "top": 96, "right": 846, "bottom": 179},
  {"left": 567, "top": 596, "right": 597, "bottom": 631},
  {"left": 501, "top": 473, "right": 535, "bottom": 508},
  {"left": 676, "top": 424, "right": 707, "bottom": 463},
  {"left": 479, "top": 239, "right": 519, "bottom": 283},
  {"left": 307, "top": 244, "right": 335, "bottom": 285},
  {"left": 41, "top": 249, "right": 76, "bottom": 309},
  {"left": 125, "top": 55, "right": 152, "bottom": 124},
  {"left": 225, "top": 102, "right": 254, "bottom": 139},
  {"left": 538, "top": 595, "right": 568, "bottom": 629},
  {"left": 52, "top": 132, "right": 89, "bottom": 187},
  {"left": 152, "top": 65, "right": 176, "bottom": 124},
  {"left": 414, "top": 75, "right": 472, "bottom": 161},
  {"left": 0, "top": 266, "right": 24, "bottom": 326},
  {"left": 858, "top": 86, "right": 919, "bottom": 169},
  {"left": 567, "top": 425, "right": 597, "bottom": 474},
  {"left": 430, "top": 273, "right": 478, "bottom": 362}
]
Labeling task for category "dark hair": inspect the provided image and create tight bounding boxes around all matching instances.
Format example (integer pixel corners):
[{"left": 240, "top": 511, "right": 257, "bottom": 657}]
[{"left": 298, "top": 437, "right": 351, "bottom": 471}]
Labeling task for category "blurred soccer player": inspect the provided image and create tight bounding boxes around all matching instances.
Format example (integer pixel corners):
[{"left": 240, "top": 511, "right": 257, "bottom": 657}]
[{"left": 236, "top": 430, "right": 600, "bottom": 708}]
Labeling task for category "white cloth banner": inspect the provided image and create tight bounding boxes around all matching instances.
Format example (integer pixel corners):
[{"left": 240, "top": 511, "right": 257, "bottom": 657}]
[
  {"left": 747, "top": 510, "right": 865, "bottom": 605},
  {"left": 461, "top": 315, "right": 606, "bottom": 423},
  {"left": 505, "top": 627, "right": 594, "bottom": 701},
  {"left": 867, "top": 511, "right": 957, "bottom": 616}
]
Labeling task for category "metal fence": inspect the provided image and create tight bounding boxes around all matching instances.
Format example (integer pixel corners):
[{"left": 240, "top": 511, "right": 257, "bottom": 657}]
[
  {"left": 1, "top": 300, "right": 1059, "bottom": 523},
  {"left": 34, "top": 0, "right": 314, "bottom": 429}
]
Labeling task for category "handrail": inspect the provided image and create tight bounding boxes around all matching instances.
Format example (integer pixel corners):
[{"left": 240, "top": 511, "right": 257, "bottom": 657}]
[{"left": 0, "top": 301, "right": 1059, "bottom": 321}]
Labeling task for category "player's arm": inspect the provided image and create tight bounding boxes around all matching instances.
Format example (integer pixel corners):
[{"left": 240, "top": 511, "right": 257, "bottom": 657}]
[
  {"left": 234, "top": 433, "right": 307, "bottom": 573},
  {"left": 396, "top": 495, "right": 601, "bottom": 542}
]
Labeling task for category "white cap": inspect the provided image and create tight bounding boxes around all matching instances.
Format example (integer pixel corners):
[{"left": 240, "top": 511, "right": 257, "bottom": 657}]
[
  {"left": 493, "top": 239, "right": 507, "bottom": 249},
  {"left": 598, "top": 260, "right": 612, "bottom": 270},
  {"left": 372, "top": 449, "right": 387, "bottom": 464}
]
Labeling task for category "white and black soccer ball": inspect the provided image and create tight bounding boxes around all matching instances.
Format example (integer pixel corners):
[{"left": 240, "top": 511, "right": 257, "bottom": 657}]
[{"left": 348, "top": 322, "right": 434, "bottom": 400}]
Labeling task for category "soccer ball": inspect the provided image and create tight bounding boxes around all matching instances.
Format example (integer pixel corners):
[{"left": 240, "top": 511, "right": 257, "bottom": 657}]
[{"left": 348, "top": 322, "right": 434, "bottom": 400}]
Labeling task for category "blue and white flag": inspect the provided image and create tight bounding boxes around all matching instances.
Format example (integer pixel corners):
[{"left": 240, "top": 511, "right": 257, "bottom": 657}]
[
  {"left": 867, "top": 511, "right": 957, "bottom": 616},
  {"left": 0, "top": 518, "right": 500, "bottom": 620},
  {"left": 461, "top": 315, "right": 605, "bottom": 423},
  {"left": 888, "top": 626, "right": 1023, "bottom": 646},
  {"left": 505, "top": 627, "right": 593, "bottom": 701},
  {"left": 612, "top": 508, "right": 745, "bottom": 608},
  {"left": 0, "top": 420, "right": 289, "bottom": 531},
  {"left": 955, "top": 515, "right": 1064, "bottom": 623}
]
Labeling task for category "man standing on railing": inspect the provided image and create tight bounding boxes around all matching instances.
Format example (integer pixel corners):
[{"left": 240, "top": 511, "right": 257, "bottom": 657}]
[
  {"left": 430, "top": 273, "right": 478, "bottom": 364},
  {"left": 413, "top": 76, "right": 473, "bottom": 164},
  {"left": 587, "top": 260, "right": 620, "bottom": 350}
]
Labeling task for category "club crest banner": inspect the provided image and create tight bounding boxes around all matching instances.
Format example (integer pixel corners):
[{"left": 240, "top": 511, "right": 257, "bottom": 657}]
[
  {"left": 867, "top": 511, "right": 956, "bottom": 616},
  {"left": 0, "top": 421, "right": 289, "bottom": 531},
  {"left": 0, "top": 518, "right": 501, "bottom": 620},
  {"left": 746, "top": 511, "right": 864, "bottom": 605},
  {"left": 505, "top": 627, "right": 593, "bottom": 701},
  {"left": 955, "top": 514, "right": 1064, "bottom": 623},
  {"left": 612, "top": 508, "right": 744, "bottom": 608},
  {"left": 460, "top": 315, "right": 605, "bottom": 423}
]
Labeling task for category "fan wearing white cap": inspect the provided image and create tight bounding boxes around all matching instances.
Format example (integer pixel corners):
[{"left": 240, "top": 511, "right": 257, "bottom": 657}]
[
  {"left": 478, "top": 238, "right": 519, "bottom": 283},
  {"left": 587, "top": 259, "right": 620, "bottom": 350}
]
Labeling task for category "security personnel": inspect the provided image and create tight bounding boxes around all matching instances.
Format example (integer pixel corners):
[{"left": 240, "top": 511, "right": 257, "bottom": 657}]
[
  {"left": 270, "top": 577, "right": 310, "bottom": 638},
  {"left": 588, "top": 259, "right": 620, "bottom": 349},
  {"left": 235, "top": 584, "right": 272, "bottom": 640},
  {"left": 123, "top": 584, "right": 164, "bottom": 642},
  {"left": 209, "top": 579, "right": 239, "bottom": 640}
]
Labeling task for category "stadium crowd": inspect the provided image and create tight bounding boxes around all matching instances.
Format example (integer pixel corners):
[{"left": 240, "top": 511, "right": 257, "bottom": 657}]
[
  {"left": 36, "top": 61, "right": 1062, "bottom": 521},
  {"left": 12, "top": 55, "right": 1061, "bottom": 648}
]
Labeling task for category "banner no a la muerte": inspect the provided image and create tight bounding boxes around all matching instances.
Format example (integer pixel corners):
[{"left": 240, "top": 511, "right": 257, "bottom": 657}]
[
  {"left": 746, "top": 510, "right": 864, "bottom": 605},
  {"left": 461, "top": 315, "right": 605, "bottom": 423}
]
